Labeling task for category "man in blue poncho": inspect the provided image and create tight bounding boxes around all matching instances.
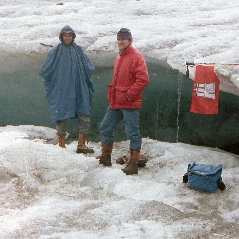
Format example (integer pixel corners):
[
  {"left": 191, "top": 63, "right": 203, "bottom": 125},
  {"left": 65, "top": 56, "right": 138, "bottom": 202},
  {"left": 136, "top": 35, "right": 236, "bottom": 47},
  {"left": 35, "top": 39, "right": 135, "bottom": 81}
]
[{"left": 40, "top": 25, "right": 95, "bottom": 153}]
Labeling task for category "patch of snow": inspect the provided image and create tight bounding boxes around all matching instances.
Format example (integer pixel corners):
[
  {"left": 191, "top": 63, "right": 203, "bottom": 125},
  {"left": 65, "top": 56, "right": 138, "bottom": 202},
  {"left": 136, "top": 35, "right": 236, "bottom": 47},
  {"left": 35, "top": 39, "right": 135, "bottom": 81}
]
[{"left": 0, "top": 125, "right": 239, "bottom": 238}]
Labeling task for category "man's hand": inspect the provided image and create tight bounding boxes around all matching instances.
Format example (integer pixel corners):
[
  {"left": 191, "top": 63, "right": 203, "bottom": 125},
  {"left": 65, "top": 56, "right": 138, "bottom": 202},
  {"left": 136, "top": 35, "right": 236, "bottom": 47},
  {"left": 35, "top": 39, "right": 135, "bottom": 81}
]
[{"left": 127, "top": 95, "right": 131, "bottom": 101}]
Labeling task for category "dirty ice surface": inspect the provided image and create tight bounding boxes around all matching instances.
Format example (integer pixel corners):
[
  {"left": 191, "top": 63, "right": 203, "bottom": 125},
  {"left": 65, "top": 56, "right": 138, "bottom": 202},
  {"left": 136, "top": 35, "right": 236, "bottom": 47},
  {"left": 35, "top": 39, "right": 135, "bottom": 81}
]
[
  {"left": 0, "top": 0, "right": 239, "bottom": 94},
  {"left": 0, "top": 125, "right": 239, "bottom": 239}
]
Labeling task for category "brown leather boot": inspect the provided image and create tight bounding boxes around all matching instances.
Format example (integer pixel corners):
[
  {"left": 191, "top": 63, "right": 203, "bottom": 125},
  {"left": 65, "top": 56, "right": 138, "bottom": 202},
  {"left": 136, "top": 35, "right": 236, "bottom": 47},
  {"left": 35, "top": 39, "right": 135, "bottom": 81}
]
[
  {"left": 76, "top": 134, "right": 94, "bottom": 154},
  {"left": 58, "top": 135, "right": 66, "bottom": 148},
  {"left": 116, "top": 149, "right": 147, "bottom": 167},
  {"left": 122, "top": 149, "right": 140, "bottom": 175},
  {"left": 97, "top": 144, "right": 113, "bottom": 166}
]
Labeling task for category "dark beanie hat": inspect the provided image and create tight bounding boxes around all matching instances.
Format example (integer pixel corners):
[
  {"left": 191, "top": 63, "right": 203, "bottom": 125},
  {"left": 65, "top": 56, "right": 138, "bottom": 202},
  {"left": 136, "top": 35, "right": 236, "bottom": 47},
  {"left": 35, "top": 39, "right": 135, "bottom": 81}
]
[{"left": 117, "top": 28, "right": 132, "bottom": 40}]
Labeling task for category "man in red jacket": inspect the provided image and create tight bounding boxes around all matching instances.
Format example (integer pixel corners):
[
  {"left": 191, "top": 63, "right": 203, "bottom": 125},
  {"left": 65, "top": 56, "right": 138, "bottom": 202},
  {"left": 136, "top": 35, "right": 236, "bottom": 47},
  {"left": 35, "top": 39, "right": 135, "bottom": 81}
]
[{"left": 98, "top": 28, "right": 149, "bottom": 175}]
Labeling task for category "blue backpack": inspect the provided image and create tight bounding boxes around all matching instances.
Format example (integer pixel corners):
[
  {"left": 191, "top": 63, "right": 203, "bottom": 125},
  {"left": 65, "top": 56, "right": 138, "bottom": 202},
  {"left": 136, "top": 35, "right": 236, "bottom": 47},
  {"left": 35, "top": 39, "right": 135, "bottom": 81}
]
[{"left": 183, "top": 163, "right": 226, "bottom": 193}]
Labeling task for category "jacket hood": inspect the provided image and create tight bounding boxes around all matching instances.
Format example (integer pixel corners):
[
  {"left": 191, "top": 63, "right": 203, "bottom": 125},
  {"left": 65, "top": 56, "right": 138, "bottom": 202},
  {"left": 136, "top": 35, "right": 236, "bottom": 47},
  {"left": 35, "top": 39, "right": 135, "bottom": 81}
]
[{"left": 59, "top": 25, "right": 76, "bottom": 43}]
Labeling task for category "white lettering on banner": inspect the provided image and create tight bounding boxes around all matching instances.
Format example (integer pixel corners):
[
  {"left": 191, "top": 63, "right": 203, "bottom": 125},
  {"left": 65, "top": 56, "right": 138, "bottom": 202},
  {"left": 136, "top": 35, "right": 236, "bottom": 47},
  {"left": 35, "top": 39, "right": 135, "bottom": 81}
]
[{"left": 194, "top": 83, "right": 216, "bottom": 99}]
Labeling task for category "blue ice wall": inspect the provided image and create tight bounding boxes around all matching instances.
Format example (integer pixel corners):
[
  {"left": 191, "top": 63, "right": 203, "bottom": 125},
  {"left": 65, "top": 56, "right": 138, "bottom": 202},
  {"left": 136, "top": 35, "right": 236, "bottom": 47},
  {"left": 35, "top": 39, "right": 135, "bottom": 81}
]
[{"left": 0, "top": 53, "right": 238, "bottom": 153}]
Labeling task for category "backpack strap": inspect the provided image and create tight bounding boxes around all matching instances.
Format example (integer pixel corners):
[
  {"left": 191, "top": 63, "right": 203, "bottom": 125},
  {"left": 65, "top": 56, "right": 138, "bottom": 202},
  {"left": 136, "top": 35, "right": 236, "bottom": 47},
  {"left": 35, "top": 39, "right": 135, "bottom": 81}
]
[
  {"left": 183, "top": 173, "right": 188, "bottom": 183},
  {"left": 217, "top": 178, "right": 226, "bottom": 191}
]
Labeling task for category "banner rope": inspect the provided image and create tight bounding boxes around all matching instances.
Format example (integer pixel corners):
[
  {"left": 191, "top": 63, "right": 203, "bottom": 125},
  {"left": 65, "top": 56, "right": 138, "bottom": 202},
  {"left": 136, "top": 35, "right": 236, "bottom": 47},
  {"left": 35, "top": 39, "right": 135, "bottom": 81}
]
[
  {"left": 176, "top": 72, "right": 183, "bottom": 143},
  {"left": 186, "top": 62, "right": 239, "bottom": 77}
]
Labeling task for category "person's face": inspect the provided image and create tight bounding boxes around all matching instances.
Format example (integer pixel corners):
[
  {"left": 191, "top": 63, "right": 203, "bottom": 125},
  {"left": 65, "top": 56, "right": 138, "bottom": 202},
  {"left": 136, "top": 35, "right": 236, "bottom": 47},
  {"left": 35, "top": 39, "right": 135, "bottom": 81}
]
[
  {"left": 117, "top": 39, "right": 132, "bottom": 51},
  {"left": 63, "top": 33, "right": 73, "bottom": 45}
]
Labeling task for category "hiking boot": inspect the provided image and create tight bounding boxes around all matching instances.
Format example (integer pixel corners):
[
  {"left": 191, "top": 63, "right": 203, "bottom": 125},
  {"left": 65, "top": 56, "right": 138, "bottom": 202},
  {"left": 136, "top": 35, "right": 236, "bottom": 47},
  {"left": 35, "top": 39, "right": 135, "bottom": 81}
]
[
  {"left": 116, "top": 149, "right": 147, "bottom": 167},
  {"left": 76, "top": 134, "right": 94, "bottom": 154},
  {"left": 97, "top": 144, "right": 113, "bottom": 166},
  {"left": 122, "top": 149, "right": 140, "bottom": 175},
  {"left": 58, "top": 135, "right": 66, "bottom": 148}
]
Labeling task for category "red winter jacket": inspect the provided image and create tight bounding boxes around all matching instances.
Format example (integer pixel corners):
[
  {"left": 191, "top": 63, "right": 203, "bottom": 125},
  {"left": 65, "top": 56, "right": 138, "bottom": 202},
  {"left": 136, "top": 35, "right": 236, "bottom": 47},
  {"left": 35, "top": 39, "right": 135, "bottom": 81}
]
[{"left": 107, "top": 45, "right": 149, "bottom": 109}]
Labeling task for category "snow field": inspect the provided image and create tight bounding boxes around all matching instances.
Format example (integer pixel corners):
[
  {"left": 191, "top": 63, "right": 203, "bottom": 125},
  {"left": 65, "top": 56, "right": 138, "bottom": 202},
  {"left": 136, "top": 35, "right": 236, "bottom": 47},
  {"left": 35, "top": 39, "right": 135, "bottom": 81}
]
[{"left": 0, "top": 125, "right": 238, "bottom": 238}]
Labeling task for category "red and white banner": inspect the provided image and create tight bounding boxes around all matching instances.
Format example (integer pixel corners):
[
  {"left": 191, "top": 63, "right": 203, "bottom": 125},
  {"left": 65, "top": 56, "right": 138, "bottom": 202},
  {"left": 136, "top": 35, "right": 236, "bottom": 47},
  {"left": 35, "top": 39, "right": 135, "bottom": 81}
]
[{"left": 190, "top": 65, "right": 220, "bottom": 114}]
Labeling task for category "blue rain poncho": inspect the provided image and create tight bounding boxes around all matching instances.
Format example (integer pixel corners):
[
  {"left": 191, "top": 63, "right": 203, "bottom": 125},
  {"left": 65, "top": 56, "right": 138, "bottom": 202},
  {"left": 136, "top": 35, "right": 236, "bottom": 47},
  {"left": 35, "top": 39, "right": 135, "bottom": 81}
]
[{"left": 40, "top": 25, "right": 95, "bottom": 122}]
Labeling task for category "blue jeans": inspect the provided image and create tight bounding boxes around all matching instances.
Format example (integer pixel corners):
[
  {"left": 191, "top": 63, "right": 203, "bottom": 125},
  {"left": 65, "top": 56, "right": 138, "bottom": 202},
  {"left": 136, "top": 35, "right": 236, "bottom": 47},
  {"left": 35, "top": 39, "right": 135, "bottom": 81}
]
[{"left": 99, "top": 107, "right": 142, "bottom": 150}]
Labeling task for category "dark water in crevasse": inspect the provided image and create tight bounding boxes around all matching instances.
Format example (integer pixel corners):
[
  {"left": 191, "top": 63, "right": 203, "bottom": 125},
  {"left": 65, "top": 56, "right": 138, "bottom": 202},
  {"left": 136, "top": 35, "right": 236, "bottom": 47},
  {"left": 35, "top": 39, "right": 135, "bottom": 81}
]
[{"left": 0, "top": 53, "right": 239, "bottom": 153}]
